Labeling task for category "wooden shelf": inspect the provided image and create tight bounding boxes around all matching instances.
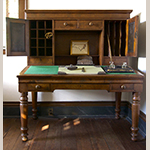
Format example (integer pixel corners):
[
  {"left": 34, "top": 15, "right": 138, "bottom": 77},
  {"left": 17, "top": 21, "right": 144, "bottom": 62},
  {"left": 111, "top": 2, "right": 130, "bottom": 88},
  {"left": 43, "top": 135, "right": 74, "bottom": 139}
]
[{"left": 29, "top": 20, "right": 53, "bottom": 58}]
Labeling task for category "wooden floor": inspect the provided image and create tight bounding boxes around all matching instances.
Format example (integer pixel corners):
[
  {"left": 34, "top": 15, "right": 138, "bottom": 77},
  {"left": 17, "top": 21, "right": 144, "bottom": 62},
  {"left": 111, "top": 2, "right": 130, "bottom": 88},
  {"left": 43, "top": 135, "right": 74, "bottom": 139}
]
[{"left": 3, "top": 117, "right": 146, "bottom": 150}]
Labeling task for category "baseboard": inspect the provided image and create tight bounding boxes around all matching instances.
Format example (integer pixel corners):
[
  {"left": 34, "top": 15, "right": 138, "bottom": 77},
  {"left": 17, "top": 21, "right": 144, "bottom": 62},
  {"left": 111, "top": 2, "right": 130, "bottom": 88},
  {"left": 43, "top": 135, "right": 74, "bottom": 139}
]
[
  {"left": 3, "top": 101, "right": 146, "bottom": 137},
  {"left": 3, "top": 101, "right": 146, "bottom": 121}
]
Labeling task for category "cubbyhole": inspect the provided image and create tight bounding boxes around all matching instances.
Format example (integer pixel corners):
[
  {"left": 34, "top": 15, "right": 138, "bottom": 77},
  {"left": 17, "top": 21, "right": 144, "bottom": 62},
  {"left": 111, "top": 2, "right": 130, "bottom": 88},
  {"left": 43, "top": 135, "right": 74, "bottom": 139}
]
[
  {"left": 38, "top": 39, "right": 45, "bottom": 47},
  {"left": 46, "top": 39, "right": 52, "bottom": 47},
  {"left": 121, "top": 21, "right": 126, "bottom": 56},
  {"left": 115, "top": 21, "right": 120, "bottom": 56},
  {"left": 30, "top": 30, "right": 36, "bottom": 38},
  {"left": 30, "top": 39, "right": 36, "bottom": 47},
  {"left": 104, "top": 20, "right": 126, "bottom": 56},
  {"left": 30, "top": 48, "right": 37, "bottom": 56},
  {"left": 104, "top": 21, "right": 109, "bottom": 56},
  {"left": 46, "top": 20, "right": 52, "bottom": 28},
  {"left": 30, "top": 21, "right": 36, "bottom": 28},
  {"left": 38, "top": 30, "right": 45, "bottom": 38},
  {"left": 38, "top": 48, "right": 45, "bottom": 56},
  {"left": 38, "top": 21, "right": 44, "bottom": 28},
  {"left": 46, "top": 48, "right": 52, "bottom": 56}
]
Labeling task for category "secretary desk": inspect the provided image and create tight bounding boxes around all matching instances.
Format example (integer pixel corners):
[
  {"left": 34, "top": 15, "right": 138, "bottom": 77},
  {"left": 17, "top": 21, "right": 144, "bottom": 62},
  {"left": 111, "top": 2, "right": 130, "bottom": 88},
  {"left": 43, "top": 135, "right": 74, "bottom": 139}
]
[{"left": 6, "top": 10, "right": 144, "bottom": 141}]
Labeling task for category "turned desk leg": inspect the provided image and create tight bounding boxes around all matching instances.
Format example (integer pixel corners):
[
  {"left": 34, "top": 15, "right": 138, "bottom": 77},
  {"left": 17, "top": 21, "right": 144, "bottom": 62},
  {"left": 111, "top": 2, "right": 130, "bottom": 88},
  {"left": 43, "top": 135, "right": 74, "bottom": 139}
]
[
  {"left": 131, "top": 92, "right": 140, "bottom": 141},
  {"left": 32, "top": 92, "right": 38, "bottom": 120},
  {"left": 115, "top": 92, "right": 121, "bottom": 119},
  {"left": 20, "top": 92, "right": 28, "bottom": 142}
]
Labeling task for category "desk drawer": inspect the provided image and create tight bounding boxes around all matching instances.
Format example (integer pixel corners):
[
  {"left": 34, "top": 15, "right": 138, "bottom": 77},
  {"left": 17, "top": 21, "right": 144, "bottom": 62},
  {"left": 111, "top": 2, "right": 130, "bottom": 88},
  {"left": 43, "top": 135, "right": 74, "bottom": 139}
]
[
  {"left": 79, "top": 21, "right": 103, "bottom": 30},
  {"left": 28, "top": 84, "right": 50, "bottom": 91},
  {"left": 110, "top": 84, "right": 134, "bottom": 92},
  {"left": 55, "top": 21, "right": 77, "bottom": 30}
]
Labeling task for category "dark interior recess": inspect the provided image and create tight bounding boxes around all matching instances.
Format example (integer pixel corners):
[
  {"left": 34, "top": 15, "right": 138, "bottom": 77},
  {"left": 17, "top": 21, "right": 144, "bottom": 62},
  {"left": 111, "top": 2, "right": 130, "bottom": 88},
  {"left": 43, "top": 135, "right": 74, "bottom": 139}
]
[
  {"left": 38, "top": 39, "right": 45, "bottom": 47},
  {"left": 30, "top": 39, "right": 36, "bottom": 47},
  {"left": 55, "top": 56, "right": 78, "bottom": 65},
  {"left": 38, "top": 30, "right": 45, "bottom": 38},
  {"left": 38, "top": 48, "right": 45, "bottom": 56},
  {"left": 30, "top": 48, "right": 37, "bottom": 56},
  {"left": 55, "top": 31, "right": 100, "bottom": 65},
  {"left": 30, "top": 30, "right": 36, "bottom": 38},
  {"left": 115, "top": 21, "right": 120, "bottom": 56},
  {"left": 104, "top": 20, "right": 126, "bottom": 57},
  {"left": 46, "top": 20, "right": 52, "bottom": 28},
  {"left": 46, "top": 39, "right": 52, "bottom": 47},
  {"left": 38, "top": 21, "right": 44, "bottom": 28},
  {"left": 30, "top": 21, "right": 36, "bottom": 28},
  {"left": 46, "top": 48, "right": 52, "bottom": 56},
  {"left": 121, "top": 21, "right": 126, "bottom": 56},
  {"left": 29, "top": 20, "right": 53, "bottom": 56}
]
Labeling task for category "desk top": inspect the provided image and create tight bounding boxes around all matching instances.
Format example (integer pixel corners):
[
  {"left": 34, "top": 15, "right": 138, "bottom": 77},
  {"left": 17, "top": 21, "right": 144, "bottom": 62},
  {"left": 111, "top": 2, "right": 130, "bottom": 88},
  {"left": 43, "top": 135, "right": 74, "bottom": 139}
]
[
  {"left": 23, "top": 65, "right": 136, "bottom": 75},
  {"left": 17, "top": 65, "right": 144, "bottom": 93}
]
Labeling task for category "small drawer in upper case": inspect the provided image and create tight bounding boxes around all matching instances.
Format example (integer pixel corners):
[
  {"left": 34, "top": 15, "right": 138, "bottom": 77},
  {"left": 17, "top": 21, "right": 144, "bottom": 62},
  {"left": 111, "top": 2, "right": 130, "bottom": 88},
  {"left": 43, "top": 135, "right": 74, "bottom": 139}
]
[
  {"left": 55, "top": 21, "right": 77, "bottom": 30},
  {"left": 79, "top": 21, "right": 103, "bottom": 30}
]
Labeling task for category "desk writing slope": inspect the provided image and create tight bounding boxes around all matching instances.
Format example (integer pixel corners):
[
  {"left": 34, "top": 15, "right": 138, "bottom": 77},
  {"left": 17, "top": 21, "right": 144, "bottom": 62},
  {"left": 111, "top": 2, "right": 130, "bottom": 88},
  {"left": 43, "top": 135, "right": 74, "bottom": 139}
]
[
  {"left": 59, "top": 66, "right": 106, "bottom": 74},
  {"left": 24, "top": 66, "right": 59, "bottom": 74},
  {"left": 24, "top": 66, "right": 106, "bottom": 75}
]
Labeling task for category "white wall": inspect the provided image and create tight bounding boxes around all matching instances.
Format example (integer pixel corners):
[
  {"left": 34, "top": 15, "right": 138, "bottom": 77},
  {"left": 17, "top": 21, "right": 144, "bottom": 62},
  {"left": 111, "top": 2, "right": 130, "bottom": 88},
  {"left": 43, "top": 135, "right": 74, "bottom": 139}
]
[{"left": 3, "top": 0, "right": 146, "bottom": 114}]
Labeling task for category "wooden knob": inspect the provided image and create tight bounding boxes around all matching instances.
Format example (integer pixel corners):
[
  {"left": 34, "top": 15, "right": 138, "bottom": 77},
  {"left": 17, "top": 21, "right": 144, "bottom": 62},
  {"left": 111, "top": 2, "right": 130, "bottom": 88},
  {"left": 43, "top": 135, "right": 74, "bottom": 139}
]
[
  {"left": 35, "top": 85, "right": 41, "bottom": 89},
  {"left": 120, "top": 85, "right": 126, "bottom": 89},
  {"left": 63, "top": 22, "right": 68, "bottom": 26},
  {"left": 89, "top": 22, "right": 93, "bottom": 26}
]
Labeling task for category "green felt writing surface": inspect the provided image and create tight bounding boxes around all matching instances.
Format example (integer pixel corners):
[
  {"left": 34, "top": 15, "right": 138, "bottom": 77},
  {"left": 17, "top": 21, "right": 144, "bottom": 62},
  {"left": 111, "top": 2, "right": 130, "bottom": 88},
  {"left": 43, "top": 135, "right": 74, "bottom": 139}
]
[{"left": 24, "top": 66, "right": 59, "bottom": 74}]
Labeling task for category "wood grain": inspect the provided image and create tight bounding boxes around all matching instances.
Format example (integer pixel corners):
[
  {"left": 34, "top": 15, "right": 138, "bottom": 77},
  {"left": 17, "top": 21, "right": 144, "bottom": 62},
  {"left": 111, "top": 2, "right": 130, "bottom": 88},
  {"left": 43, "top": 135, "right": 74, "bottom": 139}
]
[{"left": 3, "top": 118, "right": 146, "bottom": 150}]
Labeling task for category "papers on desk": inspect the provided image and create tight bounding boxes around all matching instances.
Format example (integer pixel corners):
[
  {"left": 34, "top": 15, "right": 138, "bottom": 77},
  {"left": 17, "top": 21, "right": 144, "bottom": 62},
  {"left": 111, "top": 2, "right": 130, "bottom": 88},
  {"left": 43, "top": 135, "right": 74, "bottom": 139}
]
[{"left": 58, "top": 66, "right": 106, "bottom": 75}]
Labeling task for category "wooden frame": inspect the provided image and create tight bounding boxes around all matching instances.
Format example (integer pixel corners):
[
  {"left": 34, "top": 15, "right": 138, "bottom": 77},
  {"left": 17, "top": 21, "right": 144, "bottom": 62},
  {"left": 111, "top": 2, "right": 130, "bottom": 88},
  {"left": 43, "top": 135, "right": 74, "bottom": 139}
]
[
  {"left": 125, "top": 15, "right": 139, "bottom": 57},
  {"left": 6, "top": 18, "right": 29, "bottom": 56},
  {"left": 70, "top": 40, "right": 89, "bottom": 55}
]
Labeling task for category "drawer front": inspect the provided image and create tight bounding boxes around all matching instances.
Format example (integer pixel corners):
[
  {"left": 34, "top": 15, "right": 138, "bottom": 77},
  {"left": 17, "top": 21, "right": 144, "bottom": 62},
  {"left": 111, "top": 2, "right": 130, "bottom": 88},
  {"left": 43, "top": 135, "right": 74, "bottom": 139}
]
[
  {"left": 55, "top": 21, "right": 77, "bottom": 30},
  {"left": 79, "top": 21, "right": 103, "bottom": 30},
  {"left": 110, "top": 84, "right": 134, "bottom": 92},
  {"left": 28, "top": 84, "right": 50, "bottom": 91}
]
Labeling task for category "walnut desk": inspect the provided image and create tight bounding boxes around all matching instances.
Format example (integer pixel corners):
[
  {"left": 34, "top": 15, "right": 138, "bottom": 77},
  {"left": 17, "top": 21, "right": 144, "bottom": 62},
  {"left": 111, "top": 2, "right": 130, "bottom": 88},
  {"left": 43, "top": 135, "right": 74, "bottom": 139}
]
[
  {"left": 17, "top": 65, "right": 144, "bottom": 142},
  {"left": 6, "top": 9, "right": 144, "bottom": 142}
]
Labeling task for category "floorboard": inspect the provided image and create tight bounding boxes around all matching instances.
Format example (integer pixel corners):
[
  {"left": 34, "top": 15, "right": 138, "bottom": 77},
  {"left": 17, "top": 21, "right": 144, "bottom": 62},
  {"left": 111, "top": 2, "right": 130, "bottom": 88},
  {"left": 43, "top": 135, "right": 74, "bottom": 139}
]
[{"left": 3, "top": 117, "right": 146, "bottom": 150}]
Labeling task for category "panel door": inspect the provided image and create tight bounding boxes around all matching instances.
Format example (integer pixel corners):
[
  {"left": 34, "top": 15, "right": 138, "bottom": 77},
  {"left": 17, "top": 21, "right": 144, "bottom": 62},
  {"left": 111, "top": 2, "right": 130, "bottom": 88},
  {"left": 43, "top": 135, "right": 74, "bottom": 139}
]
[
  {"left": 6, "top": 18, "right": 29, "bottom": 56},
  {"left": 125, "top": 15, "right": 139, "bottom": 57}
]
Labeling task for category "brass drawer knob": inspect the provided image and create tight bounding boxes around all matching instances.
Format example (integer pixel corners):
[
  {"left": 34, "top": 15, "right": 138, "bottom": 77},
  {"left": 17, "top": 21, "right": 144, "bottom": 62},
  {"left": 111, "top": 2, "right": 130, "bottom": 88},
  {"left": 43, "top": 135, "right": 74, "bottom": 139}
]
[
  {"left": 35, "top": 85, "right": 41, "bottom": 89},
  {"left": 63, "top": 22, "right": 68, "bottom": 26},
  {"left": 89, "top": 22, "right": 93, "bottom": 26},
  {"left": 120, "top": 85, "right": 126, "bottom": 89}
]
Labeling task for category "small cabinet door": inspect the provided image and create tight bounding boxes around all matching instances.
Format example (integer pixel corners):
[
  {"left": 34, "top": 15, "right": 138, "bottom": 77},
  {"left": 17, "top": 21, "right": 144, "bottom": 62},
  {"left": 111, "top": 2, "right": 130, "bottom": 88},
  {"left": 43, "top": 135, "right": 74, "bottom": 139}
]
[
  {"left": 6, "top": 18, "right": 29, "bottom": 56},
  {"left": 125, "top": 15, "right": 139, "bottom": 57}
]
